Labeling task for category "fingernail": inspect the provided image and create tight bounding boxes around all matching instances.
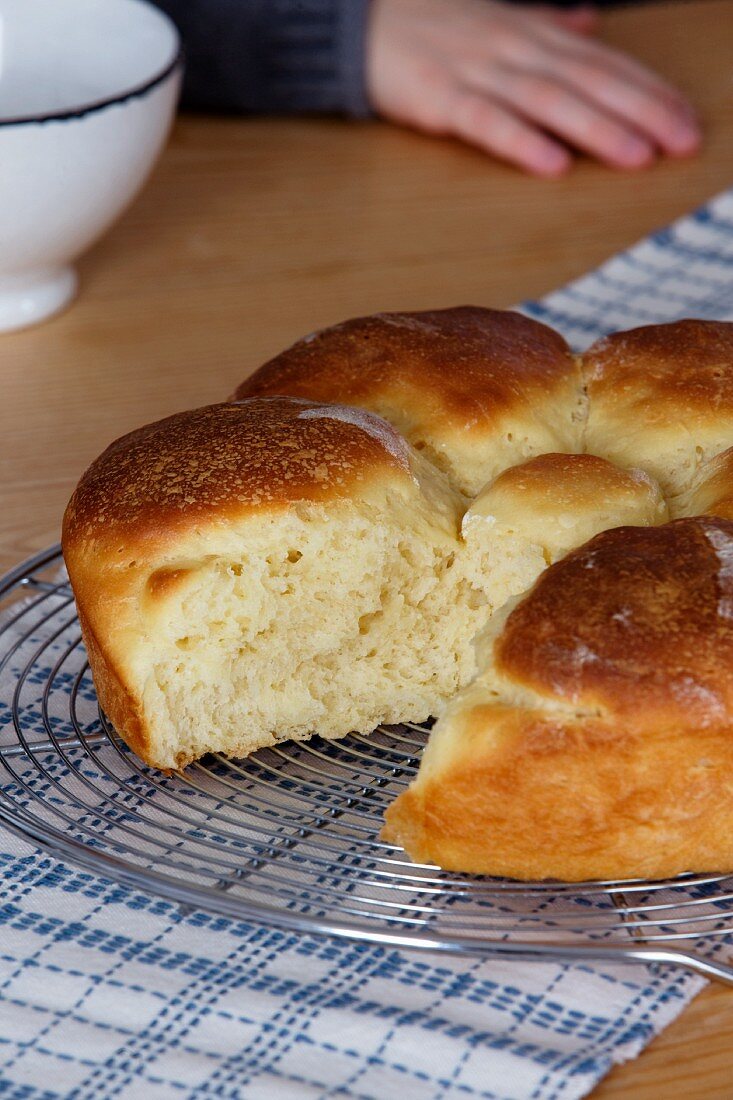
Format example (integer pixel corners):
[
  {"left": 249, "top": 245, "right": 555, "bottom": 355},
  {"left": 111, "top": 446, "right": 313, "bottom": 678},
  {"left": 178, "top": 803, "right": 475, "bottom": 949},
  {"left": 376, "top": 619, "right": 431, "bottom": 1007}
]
[
  {"left": 537, "top": 147, "right": 571, "bottom": 176},
  {"left": 670, "top": 101, "right": 699, "bottom": 131},
  {"left": 666, "top": 124, "right": 701, "bottom": 156},
  {"left": 616, "top": 136, "right": 654, "bottom": 167}
]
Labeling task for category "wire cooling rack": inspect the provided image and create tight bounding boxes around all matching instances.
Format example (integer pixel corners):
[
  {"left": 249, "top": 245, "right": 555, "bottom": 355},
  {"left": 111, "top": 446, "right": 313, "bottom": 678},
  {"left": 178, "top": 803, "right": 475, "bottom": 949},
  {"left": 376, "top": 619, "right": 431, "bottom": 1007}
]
[{"left": 3, "top": 547, "right": 733, "bottom": 984}]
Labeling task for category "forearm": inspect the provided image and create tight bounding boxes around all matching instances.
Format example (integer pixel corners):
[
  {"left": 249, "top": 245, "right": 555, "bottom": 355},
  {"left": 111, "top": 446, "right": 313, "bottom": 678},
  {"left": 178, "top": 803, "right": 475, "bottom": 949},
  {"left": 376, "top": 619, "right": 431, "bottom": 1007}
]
[{"left": 152, "top": 0, "right": 371, "bottom": 115}]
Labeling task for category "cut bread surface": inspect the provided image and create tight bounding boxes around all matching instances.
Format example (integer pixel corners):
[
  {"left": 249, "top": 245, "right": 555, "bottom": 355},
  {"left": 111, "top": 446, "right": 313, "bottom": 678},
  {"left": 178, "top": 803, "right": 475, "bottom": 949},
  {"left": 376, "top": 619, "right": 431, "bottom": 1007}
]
[{"left": 122, "top": 500, "right": 495, "bottom": 769}]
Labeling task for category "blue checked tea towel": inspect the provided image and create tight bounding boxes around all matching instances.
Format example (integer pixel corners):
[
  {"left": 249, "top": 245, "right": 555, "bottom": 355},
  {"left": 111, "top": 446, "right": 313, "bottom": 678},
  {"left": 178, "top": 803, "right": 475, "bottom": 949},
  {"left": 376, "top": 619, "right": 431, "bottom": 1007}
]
[{"left": 2, "top": 188, "right": 733, "bottom": 1100}]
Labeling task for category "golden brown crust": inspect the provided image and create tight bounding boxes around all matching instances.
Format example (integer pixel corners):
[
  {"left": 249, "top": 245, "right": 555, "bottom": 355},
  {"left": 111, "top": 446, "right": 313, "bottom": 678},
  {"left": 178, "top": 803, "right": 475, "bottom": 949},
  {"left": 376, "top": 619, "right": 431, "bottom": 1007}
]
[
  {"left": 582, "top": 320, "right": 733, "bottom": 495},
  {"left": 468, "top": 452, "right": 664, "bottom": 518},
  {"left": 461, "top": 452, "right": 668, "bottom": 568},
  {"left": 232, "top": 309, "right": 582, "bottom": 496},
  {"left": 383, "top": 703, "right": 733, "bottom": 881},
  {"left": 482, "top": 451, "right": 652, "bottom": 500},
  {"left": 233, "top": 308, "right": 575, "bottom": 427},
  {"left": 584, "top": 320, "right": 733, "bottom": 412},
  {"left": 676, "top": 445, "right": 733, "bottom": 520},
  {"left": 63, "top": 397, "right": 413, "bottom": 554},
  {"left": 496, "top": 517, "right": 733, "bottom": 723},
  {"left": 76, "top": 605, "right": 152, "bottom": 765}
]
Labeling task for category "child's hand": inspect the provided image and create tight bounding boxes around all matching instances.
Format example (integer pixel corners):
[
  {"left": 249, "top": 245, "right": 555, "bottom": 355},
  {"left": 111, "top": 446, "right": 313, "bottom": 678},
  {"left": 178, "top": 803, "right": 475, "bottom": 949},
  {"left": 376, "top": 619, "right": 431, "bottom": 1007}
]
[{"left": 367, "top": 0, "right": 701, "bottom": 176}]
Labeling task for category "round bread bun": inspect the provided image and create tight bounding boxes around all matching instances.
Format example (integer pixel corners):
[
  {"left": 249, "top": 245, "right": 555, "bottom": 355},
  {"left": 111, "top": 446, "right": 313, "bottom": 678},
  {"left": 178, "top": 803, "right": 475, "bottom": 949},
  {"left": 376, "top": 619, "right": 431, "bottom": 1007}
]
[
  {"left": 64, "top": 397, "right": 417, "bottom": 544},
  {"left": 232, "top": 307, "right": 583, "bottom": 497},
  {"left": 583, "top": 320, "right": 733, "bottom": 497},
  {"left": 383, "top": 517, "right": 733, "bottom": 881},
  {"left": 463, "top": 452, "right": 668, "bottom": 562},
  {"left": 459, "top": 452, "right": 668, "bottom": 614},
  {"left": 63, "top": 397, "right": 498, "bottom": 769}
]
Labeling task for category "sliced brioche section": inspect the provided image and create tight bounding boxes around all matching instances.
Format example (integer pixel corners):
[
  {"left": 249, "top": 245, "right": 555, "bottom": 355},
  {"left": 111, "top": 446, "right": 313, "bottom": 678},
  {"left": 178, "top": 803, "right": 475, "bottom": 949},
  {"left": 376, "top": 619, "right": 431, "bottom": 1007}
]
[
  {"left": 124, "top": 500, "right": 488, "bottom": 768},
  {"left": 583, "top": 320, "right": 733, "bottom": 497},
  {"left": 63, "top": 398, "right": 498, "bottom": 769},
  {"left": 384, "top": 518, "right": 733, "bottom": 881},
  {"left": 233, "top": 308, "right": 584, "bottom": 497}
]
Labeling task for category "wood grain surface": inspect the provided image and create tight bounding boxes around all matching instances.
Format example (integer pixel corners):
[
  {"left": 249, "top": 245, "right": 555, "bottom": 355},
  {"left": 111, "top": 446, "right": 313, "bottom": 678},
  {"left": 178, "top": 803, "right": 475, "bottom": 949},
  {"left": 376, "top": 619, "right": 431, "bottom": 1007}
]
[{"left": 2, "top": 1, "right": 733, "bottom": 1094}]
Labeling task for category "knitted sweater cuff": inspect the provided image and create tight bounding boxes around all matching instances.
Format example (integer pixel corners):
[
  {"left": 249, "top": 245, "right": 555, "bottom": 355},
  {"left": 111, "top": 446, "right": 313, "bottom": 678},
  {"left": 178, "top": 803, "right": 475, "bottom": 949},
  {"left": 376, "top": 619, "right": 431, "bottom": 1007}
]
[
  {"left": 259, "top": 0, "right": 372, "bottom": 117},
  {"left": 159, "top": 0, "right": 372, "bottom": 117}
]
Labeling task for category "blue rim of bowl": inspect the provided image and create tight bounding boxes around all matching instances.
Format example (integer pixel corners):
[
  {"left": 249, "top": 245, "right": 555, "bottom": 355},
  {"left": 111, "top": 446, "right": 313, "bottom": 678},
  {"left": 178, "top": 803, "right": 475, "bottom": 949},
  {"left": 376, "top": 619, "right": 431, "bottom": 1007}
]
[{"left": 0, "top": 45, "right": 183, "bottom": 128}]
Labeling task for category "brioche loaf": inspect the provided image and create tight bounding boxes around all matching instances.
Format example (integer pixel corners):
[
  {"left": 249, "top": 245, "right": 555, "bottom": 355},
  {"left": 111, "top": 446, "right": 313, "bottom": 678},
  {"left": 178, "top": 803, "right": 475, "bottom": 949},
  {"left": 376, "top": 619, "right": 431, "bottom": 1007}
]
[{"left": 62, "top": 308, "right": 733, "bottom": 880}]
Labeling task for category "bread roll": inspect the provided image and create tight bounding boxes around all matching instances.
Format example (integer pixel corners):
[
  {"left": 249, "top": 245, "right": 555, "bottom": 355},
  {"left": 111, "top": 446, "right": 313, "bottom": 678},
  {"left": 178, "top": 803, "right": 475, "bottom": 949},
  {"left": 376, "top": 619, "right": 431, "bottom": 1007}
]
[
  {"left": 233, "top": 308, "right": 583, "bottom": 497},
  {"left": 383, "top": 518, "right": 733, "bottom": 881},
  {"left": 461, "top": 452, "right": 667, "bottom": 605},
  {"left": 64, "top": 397, "right": 488, "bottom": 768},
  {"left": 583, "top": 320, "right": 733, "bottom": 497}
]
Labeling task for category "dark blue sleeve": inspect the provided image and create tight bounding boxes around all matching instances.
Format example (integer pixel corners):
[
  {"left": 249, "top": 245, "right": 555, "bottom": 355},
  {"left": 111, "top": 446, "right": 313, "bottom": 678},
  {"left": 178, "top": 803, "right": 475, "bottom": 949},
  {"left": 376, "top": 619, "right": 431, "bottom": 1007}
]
[{"left": 152, "top": 0, "right": 372, "bottom": 117}]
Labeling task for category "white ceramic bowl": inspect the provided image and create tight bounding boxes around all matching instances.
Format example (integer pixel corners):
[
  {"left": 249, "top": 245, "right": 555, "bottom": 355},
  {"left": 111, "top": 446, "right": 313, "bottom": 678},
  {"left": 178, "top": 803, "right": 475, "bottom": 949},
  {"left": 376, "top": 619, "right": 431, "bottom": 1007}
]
[{"left": 0, "top": 0, "right": 181, "bottom": 332}]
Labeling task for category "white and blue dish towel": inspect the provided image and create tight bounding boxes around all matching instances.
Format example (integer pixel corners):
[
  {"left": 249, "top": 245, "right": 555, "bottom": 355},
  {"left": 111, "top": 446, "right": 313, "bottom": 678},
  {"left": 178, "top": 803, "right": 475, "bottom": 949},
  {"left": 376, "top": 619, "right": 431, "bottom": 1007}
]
[{"left": 2, "top": 188, "right": 733, "bottom": 1099}]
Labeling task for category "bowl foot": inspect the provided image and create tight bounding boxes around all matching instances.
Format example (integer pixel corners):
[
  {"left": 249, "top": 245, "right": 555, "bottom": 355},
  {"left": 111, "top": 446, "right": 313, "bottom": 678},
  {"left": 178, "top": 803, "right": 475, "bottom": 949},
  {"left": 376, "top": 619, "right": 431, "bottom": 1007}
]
[{"left": 0, "top": 267, "right": 78, "bottom": 333}]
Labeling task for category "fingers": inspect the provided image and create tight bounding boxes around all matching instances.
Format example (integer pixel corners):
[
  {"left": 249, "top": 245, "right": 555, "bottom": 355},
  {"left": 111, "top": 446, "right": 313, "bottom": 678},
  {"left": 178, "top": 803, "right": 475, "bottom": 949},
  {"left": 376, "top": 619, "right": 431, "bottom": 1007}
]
[
  {"left": 460, "top": 13, "right": 701, "bottom": 165},
  {"left": 448, "top": 88, "right": 572, "bottom": 176},
  {"left": 470, "top": 66, "right": 654, "bottom": 168},
  {"left": 558, "top": 54, "right": 700, "bottom": 156},
  {"left": 365, "top": 0, "right": 702, "bottom": 176},
  {"left": 530, "top": 26, "right": 700, "bottom": 155},
  {"left": 563, "top": 29, "right": 693, "bottom": 113}
]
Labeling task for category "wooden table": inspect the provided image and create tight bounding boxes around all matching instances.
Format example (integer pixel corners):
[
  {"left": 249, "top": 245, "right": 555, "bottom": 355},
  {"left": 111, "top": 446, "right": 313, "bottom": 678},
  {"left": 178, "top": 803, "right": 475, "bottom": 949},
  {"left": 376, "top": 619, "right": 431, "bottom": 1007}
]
[{"left": 2, "top": 0, "right": 733, "bottom": 1092}]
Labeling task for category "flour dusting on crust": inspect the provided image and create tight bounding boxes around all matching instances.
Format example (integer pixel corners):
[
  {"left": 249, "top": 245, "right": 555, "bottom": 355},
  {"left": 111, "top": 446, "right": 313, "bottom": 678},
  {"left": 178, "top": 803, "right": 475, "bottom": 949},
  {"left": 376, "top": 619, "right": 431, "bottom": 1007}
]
[
  {"left": 298, "top": 405, "right": 410, "bottom": 469},
  {"left": 703, "top": 523, "right": 733, "bottom": 620},
  {"left": 669, "top": 676, "right": 727, "bottom": 724},
  {"left": 374, "top": 312, "right": 441, "bottom": 335}
]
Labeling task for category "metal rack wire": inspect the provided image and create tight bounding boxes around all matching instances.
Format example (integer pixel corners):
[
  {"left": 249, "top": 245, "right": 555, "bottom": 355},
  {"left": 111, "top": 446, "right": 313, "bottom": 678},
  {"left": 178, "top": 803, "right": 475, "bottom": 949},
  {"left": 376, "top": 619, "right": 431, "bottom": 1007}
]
[{"left": 2, "top": 545, "right": 733, "bottom": 984}]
